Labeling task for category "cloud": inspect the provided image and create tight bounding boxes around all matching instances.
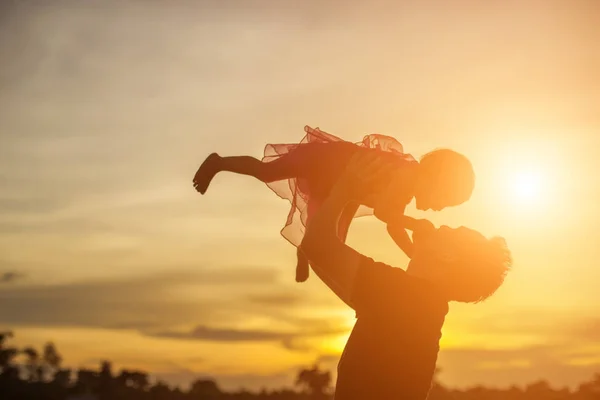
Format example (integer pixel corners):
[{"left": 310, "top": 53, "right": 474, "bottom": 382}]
[
  {"left": 0, "top": 271, "right": 25, "bottom": 284},
  {"left": 151, "top": 320, "right": 347, "bottom": 353},
  {"left": 315, "top": 354, "right": 341, "bottom": 365},
  {"left": 153, "top": 325, "right": 297, "bottom": 342},
  {"left": 0, "top": 269, "right": 278, "bottom": 330},
  {"left": 0, "top": 197, "right": 69, "bottom": 215},
  {"left": 569, "top": 318, "right": 600, "bottom": 342},
  {"left": 245, "top": 293, "right": 302, "bottom": 307},
  {"left": 0, "top": 268, "right": 345, "bottom": 352}
]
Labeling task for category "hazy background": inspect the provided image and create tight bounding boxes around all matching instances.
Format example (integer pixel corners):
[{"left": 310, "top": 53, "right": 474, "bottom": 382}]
[{"left": 1, "top": 0, "right": 599, "bottom": 391}]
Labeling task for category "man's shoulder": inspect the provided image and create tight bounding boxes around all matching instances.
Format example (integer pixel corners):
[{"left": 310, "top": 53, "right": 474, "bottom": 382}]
[{"left": 352, "top": 258, "right": 449, "bottom": 319}]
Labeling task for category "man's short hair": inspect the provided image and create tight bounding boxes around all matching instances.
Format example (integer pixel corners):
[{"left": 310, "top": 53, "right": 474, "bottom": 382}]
[{"left": 435, "top": 226, "right": 512, "bottom": 303}]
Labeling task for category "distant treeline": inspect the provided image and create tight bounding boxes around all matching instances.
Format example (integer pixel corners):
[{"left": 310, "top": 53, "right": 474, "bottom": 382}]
[{"left": 1, "top": 331, "right": 599, "bottom": 400}]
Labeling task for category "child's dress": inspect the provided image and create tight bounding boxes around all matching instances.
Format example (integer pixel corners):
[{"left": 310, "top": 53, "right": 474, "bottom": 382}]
[{"left": 262, "top": 125, "right": 418, "bottom": 247}]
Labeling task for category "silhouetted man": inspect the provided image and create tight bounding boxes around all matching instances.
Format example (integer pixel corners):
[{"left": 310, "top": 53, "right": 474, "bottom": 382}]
[{"left": 300, "top": 152, "right": 511, "bottom": 399}]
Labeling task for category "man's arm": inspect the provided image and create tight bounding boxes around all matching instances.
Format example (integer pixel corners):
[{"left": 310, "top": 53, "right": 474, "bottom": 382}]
[
  {"left": 301, "top": 183, "right": 412, "bottom": 314},
  {"left": 384, "top": 215, "right": 438, "bottom": 260},
  {"left": 301, "top": 149, "right": 402, "bottom": 308},
  {"left": 300, "top": 185, "right": 365, "bottom": 307}
]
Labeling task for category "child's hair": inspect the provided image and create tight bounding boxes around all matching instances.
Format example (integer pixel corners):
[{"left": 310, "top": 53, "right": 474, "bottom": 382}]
[
  {"left": 419, "top": 149, "right": 476, "bottom": 205},
  {"left": 434, "top": 226, "right": 512, "bottom": 303}
]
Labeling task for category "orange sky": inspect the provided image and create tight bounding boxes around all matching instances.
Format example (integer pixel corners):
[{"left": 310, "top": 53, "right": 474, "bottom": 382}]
[{"left": 1, "top": 0, "right": 599, "bottom": 392}]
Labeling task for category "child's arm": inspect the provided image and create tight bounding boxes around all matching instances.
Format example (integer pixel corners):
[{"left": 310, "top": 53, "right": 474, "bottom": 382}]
[
  {"left": 386, "top": 223, "right": 414, "bottom": 259},
  {"left": 378, "top": 208, "right": 436, "bottom": 259},
  {"left": 396, "top": 215, "right": 436, "bottom": 236},
  {"left": 387, "top": 215, "right": 437, "bottom": 257},
  {"left": 374, "top": 204, "right": 415, "bottom": 258},
  {"left": 373, "top": 196, "right": 412, "bottom": 258}
]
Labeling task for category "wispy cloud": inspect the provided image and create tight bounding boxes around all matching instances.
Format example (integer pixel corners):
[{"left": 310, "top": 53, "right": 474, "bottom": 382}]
[
  {"left": 0, "top": 269, "right": 344, "bottom": 346},
  {"left": 0, "top": 269, "right": 272, "bottom": 328},
  {"left": 151, "top": 321, "right": 346, "bottom": 351},
  {"left": 153, "top": 325, "right": 297, "bottom": 342},
  {"left": 0, "top": 271, "right": 25, "bottom": 284}
]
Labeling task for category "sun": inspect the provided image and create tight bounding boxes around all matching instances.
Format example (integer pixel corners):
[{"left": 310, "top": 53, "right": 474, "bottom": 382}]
[
  {"left": 484, "top": 133, "right": 566, "bottom": 216},
  {"left": 511, "top": 170, "right": 543, "bottom": 204},
  {"left": 502, "top": 161, "right": 557, "bottom": 213}
]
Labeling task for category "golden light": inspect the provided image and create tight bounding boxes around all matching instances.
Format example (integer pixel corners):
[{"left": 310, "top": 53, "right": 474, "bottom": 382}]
[
  {"left": 484, "top": 134, "right": 561, "bottom": 214},
  {"left": 329, "top": 332, "right": 352, "bottom": 354},
  {"left": 510, "top": 169, "right": 543, "bottom": 205}
]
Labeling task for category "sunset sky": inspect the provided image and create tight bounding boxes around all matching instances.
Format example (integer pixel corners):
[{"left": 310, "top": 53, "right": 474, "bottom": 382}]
[{"left": 1, "top": 0, "right": 600, "bottom": 392}]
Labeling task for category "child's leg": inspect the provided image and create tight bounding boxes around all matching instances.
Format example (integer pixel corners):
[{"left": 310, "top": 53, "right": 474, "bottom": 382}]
[
  {"left": 295, "top": 199, "right": 320, "bottom": 282},
  {"left": 193, "top": 152, "right": 299, "bottom": 194},
  {"left": 295, "top": 247, "right": 310, "bottom": 282}
]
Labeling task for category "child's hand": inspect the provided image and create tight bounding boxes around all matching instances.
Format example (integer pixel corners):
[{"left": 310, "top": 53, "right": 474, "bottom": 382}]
[
  {"left": 386, "top": 223, "right": 414, "bottom": 258},
  {"left": 372, "top": 170, "right": 408, "bottom": 223},
  {"left": 334, "top": 150, "right": 394, "bottom": 203},
  {"left": 413, "top": 218, "right": 435, "bottom": 233}
]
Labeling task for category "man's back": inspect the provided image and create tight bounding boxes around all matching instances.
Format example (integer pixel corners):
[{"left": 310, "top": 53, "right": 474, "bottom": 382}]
[{"left": 334, "top": 258, "right": 448, "bottom": 400}]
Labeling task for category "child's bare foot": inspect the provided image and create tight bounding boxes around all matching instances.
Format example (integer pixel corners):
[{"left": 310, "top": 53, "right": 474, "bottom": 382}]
[
  {"left": 295, "top": 249, "right": 309, "bottom": 282},
  {"left": 193, "top": 153, "right": 221, "bottom": 194}
]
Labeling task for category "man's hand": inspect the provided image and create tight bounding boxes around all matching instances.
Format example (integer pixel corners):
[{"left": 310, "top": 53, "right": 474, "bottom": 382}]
[
  {"left": 370, "top": 163, "right": 408, "bottom": 223},
  {"left": 300, "top": 150, "right": 396, "bottom": 307},
  {"left": 332, "top": 150, "right": 395, "bottom": 204}
]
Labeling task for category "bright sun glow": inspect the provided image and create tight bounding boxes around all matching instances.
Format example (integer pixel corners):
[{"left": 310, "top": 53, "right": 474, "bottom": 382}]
[
  {"left": 484, "top": 132, "right": 566, "bottom": 216},
  {"left": 511, "top": 170, "right": 543, "bottom": 204}
]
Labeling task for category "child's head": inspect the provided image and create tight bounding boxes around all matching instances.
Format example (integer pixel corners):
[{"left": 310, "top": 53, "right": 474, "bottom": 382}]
[
  {"left": 415, "top": 149, "right": 475, "bottom": 211},
  {"left": 407, "top": 225, "right": 512, "bottom": 303}
]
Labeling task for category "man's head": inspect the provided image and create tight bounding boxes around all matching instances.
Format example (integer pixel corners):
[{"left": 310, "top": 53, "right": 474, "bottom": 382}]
[
  {"left": 407, "top": 225, "right": 512, "bottom": 303},
  {"left": 415, "top": 149, "right": 475, "bottom": 211}
]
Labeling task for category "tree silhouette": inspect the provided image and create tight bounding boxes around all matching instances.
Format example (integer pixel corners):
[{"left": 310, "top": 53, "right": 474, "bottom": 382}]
[
  {"left": 52, "top": 368, "right": 71, "bottom": 387},
  {"left": 130, "top": 371, "right": 150, "bottom": 391},
  {"left": 4, "top": 330, "right": 600, "bottom": 400},
  {"left": 76, "top": 368, "right": 100, "bottom": 394},
  {"left": 42, "top": 342, "right": 62, "bottom": 380},
  {"left": 189, "top": 378, "right": 221, "bottom": 399},
  {"left": 97, "top": 361, "right": 114, "bottom": 400},
  {"left": 0, "top": 331, "right": 19, "bottom": 380},
  {"left": 22, "top": 346, "right": 41, "bottom": 382},
  {"left": 578, "top": 373, "right": 600, "bottom": 398},
  {"left": 149, "top": 381, "right": 172, "bottom": 400},
  {"left": 295, "top": 365, "right": 331, "bottom": 399}
]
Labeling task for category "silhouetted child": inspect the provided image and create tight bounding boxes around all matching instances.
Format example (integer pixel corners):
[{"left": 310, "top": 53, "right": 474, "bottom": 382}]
[{"left": 193, "top": 125, "right": 475, "bottom": 281}]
